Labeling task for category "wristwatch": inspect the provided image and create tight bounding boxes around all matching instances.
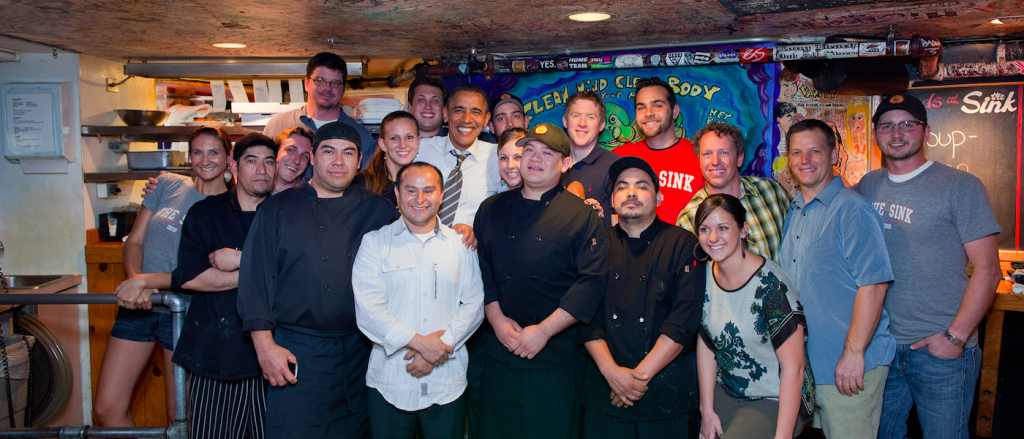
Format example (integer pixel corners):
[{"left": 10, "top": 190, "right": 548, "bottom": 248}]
[{"left": 944, "top": 330, "right": 967, "bottom": 347}]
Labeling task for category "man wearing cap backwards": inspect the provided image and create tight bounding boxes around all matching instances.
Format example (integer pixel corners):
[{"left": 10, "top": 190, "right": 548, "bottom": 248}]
[
  {"left": 487, "top": 93, "right": 527, "bottom": 139},
  {"left": 676, "top": 122, "right": 791, "bottom": 263},
  {"left": 614, "top": 77, "right": 704, "bottom": 223},
  {"left": 580, "top": 156, "right": 705, "bottom": 439},
  {"left": 854, "top": 94, "right": 1000, "bottom": 439},
  {"left": 263, "top": 52, "right": 376, "bottom": 170},
  {"left": 353, "top": 162, "right": 485, "bottom": 439},
  {"left": 562, "top": 91, "right": 619, "bottom": 227},
  {"left": 474, "top": 123, "right": 608, "bottom": 439},
  {"left": 779, "top": 119, "right": 895, "bottom": 439},
  {"left": 237, "top": 122, "right": 399, "bottom": 439},
  {"left": 172, "top": 133, "right": 278, "bottom": 439}
]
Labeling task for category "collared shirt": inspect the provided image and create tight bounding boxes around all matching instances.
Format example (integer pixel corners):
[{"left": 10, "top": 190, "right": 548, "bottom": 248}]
[
  {"left": 563, "top": 146, "right": 619, "bottom": 227},
  {"left": 474, "top": 185, "right": 608, "bottom": 369},
  {"left": 677, "top": 175, "right": 791, "bottom": 263},
  {"left": 780, "top": 177, "right": 895, "bottom": 385},
  {"left": 262, "top": 105, "right": 376, "bottom": 170},
  {"left": 416, "top": 135, "right": 501, "bottom": 226},
  {"left": 171, "top": 188, "right": 260, "bottom": 381},
  {"left": 237, "top": 183, "right": 399, "bottom": 333},
  {"left": 353, "top": 218, "right": 484, "bottom": 411},
  {"left": 581, "top": 219, "right": 705, "bottom": 420},
  {"left": 435, "top": 126, "right": 498, "bottom": 144}
]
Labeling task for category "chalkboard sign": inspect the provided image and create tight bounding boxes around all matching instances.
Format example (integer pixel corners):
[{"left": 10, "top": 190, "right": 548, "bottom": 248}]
[{"left": 905, "top": 85, "right": 1023, "bottom": 250}]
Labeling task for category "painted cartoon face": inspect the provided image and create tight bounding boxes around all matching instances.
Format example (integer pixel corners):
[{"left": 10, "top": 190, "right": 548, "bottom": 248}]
[
  {"left": 600, "top": 103, "right": 638, "bottom": 147},
  {"left": 848, "top": 111, "right": 866, "bottom": 133}
]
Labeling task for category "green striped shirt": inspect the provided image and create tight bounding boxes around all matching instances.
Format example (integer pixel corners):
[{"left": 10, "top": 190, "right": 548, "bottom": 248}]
[{"left": 676, "top": 176, "right": 791, "bottom": 263}]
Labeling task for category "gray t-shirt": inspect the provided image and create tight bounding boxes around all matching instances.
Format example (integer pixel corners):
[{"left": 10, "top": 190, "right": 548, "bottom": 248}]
[
  {"left": 140, "top": 173, "right": 207, "bottom": 313},
  {"left": 854, "top": 164, "right": 1000, "bottom": 346}
]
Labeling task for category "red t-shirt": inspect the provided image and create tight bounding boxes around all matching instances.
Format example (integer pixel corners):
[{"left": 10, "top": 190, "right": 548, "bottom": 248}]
[{"left": 613, "top": 137, "right": 705, "bottom": 224}]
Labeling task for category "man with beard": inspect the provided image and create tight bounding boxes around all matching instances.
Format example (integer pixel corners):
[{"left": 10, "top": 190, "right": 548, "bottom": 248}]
[
  {"left": 172, "top": 133, "right": 278, "bottom": 438},
  {"left": 676, "top": 122, "right": 790, "bottom": 263},
  {"left": 562, "top": 91, "right": 618, "bottom": 227},
  {"left": 487, "top": 93, "right": 527, "bottom": 140},
  {"left": 613, "top": 77, "right": 704, "bottom": 224},
  {"left": 581, "top": 156, "right": 704, "bottom": 439},
  {"left": 854, "top": 94, "right": 1000, "bottom": 439},
  {"left": 272, "top": 127, "right": 314, "bottom": 194},
  {"left": 264, "top": 52, "right": 375, "bottom": 170},
  {"left": 238, "top": 122, "right": 399, "bottom": 439},
  {"left": 474, "top": 123, "right": 608, "bottom": 439}
]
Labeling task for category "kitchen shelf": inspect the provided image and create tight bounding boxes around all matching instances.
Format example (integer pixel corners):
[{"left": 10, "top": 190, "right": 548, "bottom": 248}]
[
  {"left": 81, "top": 125, "right": 262, "bottom": 142},
  {"left": 84, "top": 169, "right": 194, "bottom": 183}
]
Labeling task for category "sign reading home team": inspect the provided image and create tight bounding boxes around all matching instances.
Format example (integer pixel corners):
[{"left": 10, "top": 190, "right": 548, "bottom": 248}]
[{"left": 451, "top": 59, "right": 779, "bottom": 177}]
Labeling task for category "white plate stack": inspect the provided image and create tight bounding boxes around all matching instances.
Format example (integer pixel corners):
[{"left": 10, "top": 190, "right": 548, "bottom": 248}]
[{"left": 356, "top": 98, "right": 404, "bottom": 124}]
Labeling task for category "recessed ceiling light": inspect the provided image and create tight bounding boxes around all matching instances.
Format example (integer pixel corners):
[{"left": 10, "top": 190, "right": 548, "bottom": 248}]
[
  {"left": 213, "top": 43, "right": 247, "bottom": 49},
  {"left": 991, "top": 18, "right": 1004, "bottom": 24},
  {"left": 569, "top": 13, "right": 611, "bottom": 22}
]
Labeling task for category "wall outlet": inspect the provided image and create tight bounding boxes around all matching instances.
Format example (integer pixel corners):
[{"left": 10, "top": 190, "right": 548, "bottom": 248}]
[
  {"left": 96, "top": 183, "right": 121, "bottom": 198},
  {"left": 106, "top": 78, "right": 119, "bottom": 93}
]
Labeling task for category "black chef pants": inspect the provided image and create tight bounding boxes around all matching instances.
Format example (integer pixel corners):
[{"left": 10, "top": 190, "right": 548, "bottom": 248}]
[
  {"left": 264, "top": 324, "right": 370, "bottom": 439},
  {"left": 581, "top": 407, "right": 696, "bottom": 439},
  {"left": 478, "top": 355, "right": 586, "bottom": 439},
  {"left": 367, "top": 388, "right": 464, "bottom": 439}
]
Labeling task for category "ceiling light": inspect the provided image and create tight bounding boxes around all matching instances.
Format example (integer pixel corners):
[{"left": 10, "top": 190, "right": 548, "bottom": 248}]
[
  {"left": 991, "top": 18, "right": 1004, "bottom": 24},
  {"left": 569, "top": 13, "right": 611, "bottom": 22},
  {"left": 212, "top": 43, "right": 247, "bottom": 49}
]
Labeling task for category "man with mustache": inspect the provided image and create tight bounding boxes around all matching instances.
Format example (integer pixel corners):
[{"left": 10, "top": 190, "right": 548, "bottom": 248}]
[
  {"left": 613, "top": 77, "right": 704, "bottom": 224},
  {"left": 171, "top": 133, "right": 278, "bottom": 438},
  {"left": 581, "top": 156, "right": 705, "bottom": 439},
  {"left": 238, "top": 122, "right": 399, "bottom": 439},
  {"left": 264, "top": 52, "right": 375, "bottom": 170}
]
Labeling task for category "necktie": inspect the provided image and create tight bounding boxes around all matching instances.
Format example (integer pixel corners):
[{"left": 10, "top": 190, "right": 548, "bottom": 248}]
[{"left": 439, "top": 150, "right": 470, "bottom": 227}]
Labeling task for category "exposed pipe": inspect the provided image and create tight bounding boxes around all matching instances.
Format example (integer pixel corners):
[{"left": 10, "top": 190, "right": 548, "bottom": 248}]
[
  {"left": 914, "top": 37, "right": 943, "bottom": 80},
  {"left": 929, "top": 41, "right": 1024, "bottom": 81}
]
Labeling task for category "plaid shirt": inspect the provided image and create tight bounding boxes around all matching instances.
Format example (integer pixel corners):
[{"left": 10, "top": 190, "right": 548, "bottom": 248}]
[{"left": 676, "top": 176, "right": 791, "bottom": 263}]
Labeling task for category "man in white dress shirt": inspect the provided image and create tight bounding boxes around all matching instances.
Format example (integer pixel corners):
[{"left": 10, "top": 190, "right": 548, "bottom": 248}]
[
  {"left": 416, "top": 83, "right": 502, "bottom": 235},
  {"left": 353, "top": 162, "right": 486, "bottom": 439}
]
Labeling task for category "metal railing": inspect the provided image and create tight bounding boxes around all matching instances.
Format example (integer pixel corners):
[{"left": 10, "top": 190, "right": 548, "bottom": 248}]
[{"left": 0, "top": 293, "right": 188, "bottom": 439}]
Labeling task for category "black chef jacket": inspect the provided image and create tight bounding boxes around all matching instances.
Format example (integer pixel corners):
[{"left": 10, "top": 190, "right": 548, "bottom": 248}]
[
  {"left": 237, "top": 182, "right": 398, "bottom": 333},
  {"left": 352, "top": 173, "right": 398, "bottom": 209},
  {"left": 581, "top": 219, "right": 706, "bottom": 421},
  {"left": 562, "top": 145, "right": 618, "bottom": 228},
  {"left": 474, "top": 185, "right": 608, "bottom": 369},
  {"left": 170, "top": 188, "right": 260, "bottom": 381}
]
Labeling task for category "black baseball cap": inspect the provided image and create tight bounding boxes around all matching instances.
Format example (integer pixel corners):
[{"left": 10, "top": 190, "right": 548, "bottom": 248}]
[
  {"left": 489, "top": 93, "right": 524, "bottom": 115},
  {"left": 516, "top": 123, "right": 570, "bottom": 157},
  {"left": 872, "top": 94, "right": 928, "bottom": 125},
  {"left": 609, "top": 156, "right": 659, "bottom": 192},
  {"left": 312, "top": 121, "right": 362, "bottom": 152},
  {"left": 233, "top": 133, "right": 279, "bottom": 161}
]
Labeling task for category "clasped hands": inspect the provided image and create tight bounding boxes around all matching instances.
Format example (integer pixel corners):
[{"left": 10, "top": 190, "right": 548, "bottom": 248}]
[
  {"left": 405, "top": 330, "right": 454, "bottom": 378},
  {"left": 604, "top": 365, "right": 650, "bottom": 408}
]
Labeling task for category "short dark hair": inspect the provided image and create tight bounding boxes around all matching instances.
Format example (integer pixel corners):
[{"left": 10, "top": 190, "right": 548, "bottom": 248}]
[
  {"left": 634, "top": 77, "right": 676, "bottom": 109},
  {"left": 774, "top": 101, "right": 798, "bottom": 120},
  {"left": 395, "top": 161, "right": 444, "bottom": 189},
  {"left": 694, "top": 193, "right": 748, "bottom": 253},
  {"left": 407, "top": 76, "right": 447, "bottom": 105},
  {"left": 381, "top": 111, "right": 419, "bottom": 137},
  {"left": 188, "top": 126, "right": 233, "bottom": 156},
  {"left": 448, "top": 83, "right": 489, "bottom": 110},
  {"left": 565, "top": 91, "right": 607, "bottom": 122},
  {"left": 273, "top": 126, "right": 315, "bottom": 147},
  {"left": 786, "top": 119, "right": 840, "bottom": 152},
  {"left": 307, "top": 52, "right": 348, "bottom": 83},
  {"left": 232, "top": 133, "right": 279, "bottom": 161},
  {"left": 692, "top": 122, "right": 745, "bottom": 157}
]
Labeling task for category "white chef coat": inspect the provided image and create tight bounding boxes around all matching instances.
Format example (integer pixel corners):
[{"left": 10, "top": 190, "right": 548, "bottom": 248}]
[{"left": 353, "top": 218, "right": 485, "bottom": 411}]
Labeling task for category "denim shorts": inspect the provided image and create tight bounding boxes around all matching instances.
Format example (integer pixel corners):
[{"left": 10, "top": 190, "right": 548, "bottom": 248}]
[{"left": 110, "top": 307, "right": 174, "bottom": 351}]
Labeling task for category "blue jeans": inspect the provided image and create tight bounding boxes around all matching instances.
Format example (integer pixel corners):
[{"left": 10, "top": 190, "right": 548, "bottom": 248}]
[{"left": 878, "top": 343, "right": 981, "bottom": 439}]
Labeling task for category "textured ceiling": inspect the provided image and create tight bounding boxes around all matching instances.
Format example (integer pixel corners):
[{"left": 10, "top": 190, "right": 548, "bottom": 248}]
[{"left": 0, "top": 0, "right": 1021, "bottom": 60}]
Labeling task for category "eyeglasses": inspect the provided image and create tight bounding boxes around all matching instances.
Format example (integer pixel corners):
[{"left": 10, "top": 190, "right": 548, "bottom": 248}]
[
  {"left": 308, "top": 76, "right": 343, "bottom": 89},
  {"left": 876, "top": 120, "right": 924, "bottom": 134}
]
